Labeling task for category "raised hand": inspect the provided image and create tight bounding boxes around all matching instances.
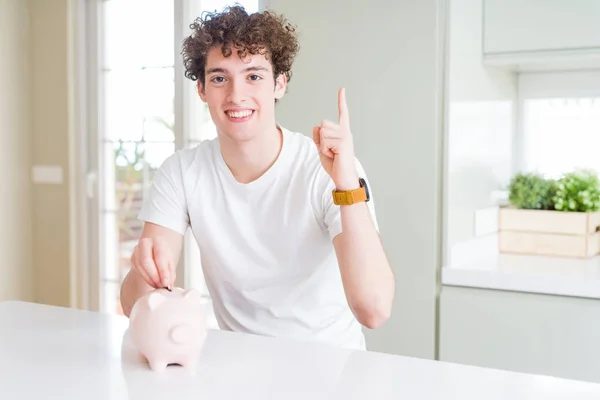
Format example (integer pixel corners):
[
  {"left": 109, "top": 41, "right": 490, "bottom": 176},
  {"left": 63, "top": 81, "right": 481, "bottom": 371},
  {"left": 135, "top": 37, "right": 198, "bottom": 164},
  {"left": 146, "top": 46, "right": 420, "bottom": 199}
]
[{"left": 312, "top": 87, "right": 359, "bottom": 190}]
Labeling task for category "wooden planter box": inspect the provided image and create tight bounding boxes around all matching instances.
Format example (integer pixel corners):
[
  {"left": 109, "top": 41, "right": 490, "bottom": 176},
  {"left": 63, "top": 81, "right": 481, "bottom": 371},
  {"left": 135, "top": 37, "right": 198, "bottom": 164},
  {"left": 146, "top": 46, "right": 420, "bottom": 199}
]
[{"left": 498, "top": 207, "right": 600, "bottom": 258}]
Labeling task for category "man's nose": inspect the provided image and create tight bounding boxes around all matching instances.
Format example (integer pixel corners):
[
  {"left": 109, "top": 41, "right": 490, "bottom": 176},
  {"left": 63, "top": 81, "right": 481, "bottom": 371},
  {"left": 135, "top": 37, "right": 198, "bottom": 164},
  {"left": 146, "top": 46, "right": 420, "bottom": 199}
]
[{"left": 226, "top": 79, "right": 246, "bottom": 104}]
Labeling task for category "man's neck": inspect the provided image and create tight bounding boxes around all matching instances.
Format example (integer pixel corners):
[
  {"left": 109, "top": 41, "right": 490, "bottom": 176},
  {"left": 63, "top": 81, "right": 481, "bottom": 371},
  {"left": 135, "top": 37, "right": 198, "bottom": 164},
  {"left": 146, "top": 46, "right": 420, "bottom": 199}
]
[{"left": 219, "top": 124, "right": 283, "bottom": 184}]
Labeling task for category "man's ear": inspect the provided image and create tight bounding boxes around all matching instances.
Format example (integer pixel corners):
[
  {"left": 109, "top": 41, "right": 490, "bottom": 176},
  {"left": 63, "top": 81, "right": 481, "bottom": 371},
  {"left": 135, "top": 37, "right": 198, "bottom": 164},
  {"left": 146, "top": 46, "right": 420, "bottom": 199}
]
[
  {"left": 197, "top": 80, "right": 207, "bottom": 102},
  {"left": 274, "top": 73, "right": 287, "bottom": 100}
]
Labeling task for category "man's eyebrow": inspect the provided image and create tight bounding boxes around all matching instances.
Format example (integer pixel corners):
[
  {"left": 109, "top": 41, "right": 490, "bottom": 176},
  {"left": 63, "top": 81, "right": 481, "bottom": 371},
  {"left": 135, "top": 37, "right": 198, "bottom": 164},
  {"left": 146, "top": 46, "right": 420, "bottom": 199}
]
[
  {"left": 205, "top": 66, "right": 270, "bottom": 75},
  {"left": 206, "top": 67, "right": 227, "bottom": 75},
  {"left": 242, "top": 66, "right": 269, "bottom": 73}
]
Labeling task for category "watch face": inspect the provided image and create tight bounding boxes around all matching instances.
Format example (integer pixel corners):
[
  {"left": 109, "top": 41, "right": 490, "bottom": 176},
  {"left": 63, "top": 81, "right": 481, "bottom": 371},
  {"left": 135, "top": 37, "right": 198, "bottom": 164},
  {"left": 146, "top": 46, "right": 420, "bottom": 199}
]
[{"left": 359, "top": 177, "right": 370, "bottom": 202}]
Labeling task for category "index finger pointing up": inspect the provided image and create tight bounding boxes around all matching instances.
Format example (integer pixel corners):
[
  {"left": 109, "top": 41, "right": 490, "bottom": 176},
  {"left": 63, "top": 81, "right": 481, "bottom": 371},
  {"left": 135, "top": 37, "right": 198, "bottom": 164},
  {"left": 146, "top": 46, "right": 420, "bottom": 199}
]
[{"left": 338, "top": 87, "right": 350, "bottom": 127}]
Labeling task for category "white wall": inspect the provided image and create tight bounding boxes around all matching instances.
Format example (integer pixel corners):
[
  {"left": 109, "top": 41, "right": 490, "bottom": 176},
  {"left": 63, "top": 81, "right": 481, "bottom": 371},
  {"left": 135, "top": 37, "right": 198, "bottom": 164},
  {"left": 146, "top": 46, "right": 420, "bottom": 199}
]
[
  {"left": 263, "top": 0, "right": 445, "bottom": 358},
  {"left": 0, "top": 0, "right": 34, "bottom": 301},
  {"left": 445, "top": 0, "right": 517, "bottom": 266},
  {"left": 29, "top": 0, "right": 73, "bottom": 308}
]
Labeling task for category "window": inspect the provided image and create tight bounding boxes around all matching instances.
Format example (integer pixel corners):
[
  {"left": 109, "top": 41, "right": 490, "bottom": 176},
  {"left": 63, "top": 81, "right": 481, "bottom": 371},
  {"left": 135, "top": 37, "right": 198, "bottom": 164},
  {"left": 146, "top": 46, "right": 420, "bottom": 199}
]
[
  {"left": 91, "top": 0, "right": 259, "bottom": 315},
  {"left": 517, "top": 71, "right": 600, "bottom": 179},
  {"left": 522, "top": 97, "right": 600, "bottom": 179},
  {"left": 444, "top": 71, "right": 600, "bottom": 270}
]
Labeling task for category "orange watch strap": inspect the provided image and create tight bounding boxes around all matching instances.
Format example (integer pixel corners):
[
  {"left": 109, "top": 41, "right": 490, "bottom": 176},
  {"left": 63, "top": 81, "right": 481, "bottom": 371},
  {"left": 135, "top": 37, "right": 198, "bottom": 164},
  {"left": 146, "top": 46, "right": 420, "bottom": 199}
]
[{"left": 332, "top": 187, "right": 368, "bottom": 205}]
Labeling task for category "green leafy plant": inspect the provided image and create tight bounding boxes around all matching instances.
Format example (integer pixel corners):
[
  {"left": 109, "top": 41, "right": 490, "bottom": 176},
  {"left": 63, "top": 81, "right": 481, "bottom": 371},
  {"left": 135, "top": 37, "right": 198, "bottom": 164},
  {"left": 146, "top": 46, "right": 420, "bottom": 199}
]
[
  {"left": 553, "top": 169, "right": 600, "bottom": 212},
  {"left": 508, "top": 172, "right": 556, "bottom": 210}
]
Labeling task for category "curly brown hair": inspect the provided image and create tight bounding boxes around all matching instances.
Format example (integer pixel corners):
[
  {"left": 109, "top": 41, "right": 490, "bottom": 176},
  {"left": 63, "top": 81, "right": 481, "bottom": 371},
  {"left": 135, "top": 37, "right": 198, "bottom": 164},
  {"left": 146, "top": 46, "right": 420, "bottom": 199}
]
[{"left": 181, "top": 5, "right": 300, "bottom": 87}]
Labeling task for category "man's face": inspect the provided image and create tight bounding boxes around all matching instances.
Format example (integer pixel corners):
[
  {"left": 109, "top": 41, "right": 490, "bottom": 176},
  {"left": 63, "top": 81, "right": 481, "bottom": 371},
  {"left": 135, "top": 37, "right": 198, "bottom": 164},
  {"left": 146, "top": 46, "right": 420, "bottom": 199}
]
[{"left": 197, "top": 45, "right": 287, "bottom": 143}]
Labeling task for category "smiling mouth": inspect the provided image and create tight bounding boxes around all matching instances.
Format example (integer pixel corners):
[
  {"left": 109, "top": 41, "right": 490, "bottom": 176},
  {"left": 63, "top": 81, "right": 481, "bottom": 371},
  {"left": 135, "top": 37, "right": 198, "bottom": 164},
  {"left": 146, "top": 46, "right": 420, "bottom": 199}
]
[{"left": 225, "top": 109, "right": 254, "bottom": 119}]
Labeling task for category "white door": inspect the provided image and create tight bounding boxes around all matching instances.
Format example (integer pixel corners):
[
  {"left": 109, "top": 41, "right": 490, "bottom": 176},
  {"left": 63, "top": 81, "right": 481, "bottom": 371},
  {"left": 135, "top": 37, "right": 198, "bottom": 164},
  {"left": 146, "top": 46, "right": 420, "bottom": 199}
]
[{"left": 85, "top": 0, "right": 259, "bottom": 315}]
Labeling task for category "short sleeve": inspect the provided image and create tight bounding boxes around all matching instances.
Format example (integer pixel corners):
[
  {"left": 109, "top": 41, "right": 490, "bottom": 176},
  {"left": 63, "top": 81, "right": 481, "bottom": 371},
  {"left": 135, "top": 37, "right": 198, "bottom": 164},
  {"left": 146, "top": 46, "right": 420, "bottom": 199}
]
[
  {"left": 321, "top": 157, "right": 379, "bottom": 241},
  {"left": 137, "top": 152, "right": 190, "bottom": 235}
]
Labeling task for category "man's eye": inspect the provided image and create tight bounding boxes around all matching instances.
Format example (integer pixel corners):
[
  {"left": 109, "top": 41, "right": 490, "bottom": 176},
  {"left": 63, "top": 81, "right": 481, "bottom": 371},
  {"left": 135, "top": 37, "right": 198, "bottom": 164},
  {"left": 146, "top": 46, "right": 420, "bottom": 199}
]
[
  {"left": 249, "top": 74, "right": 262, "bottom": 81},
  {"left": 211, "top": 76, "right": 225, "bottom": 83}
]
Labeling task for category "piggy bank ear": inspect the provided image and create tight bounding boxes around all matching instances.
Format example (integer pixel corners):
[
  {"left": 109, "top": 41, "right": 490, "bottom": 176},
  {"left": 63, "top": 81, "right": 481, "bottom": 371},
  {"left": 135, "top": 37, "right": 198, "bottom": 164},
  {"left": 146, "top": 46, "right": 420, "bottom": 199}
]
[
  {"left": 183, "top": 289, "right": 202, "bottom": 304},
  {"left": 147, "top": 291, "right": 167, "bottom": 311}
]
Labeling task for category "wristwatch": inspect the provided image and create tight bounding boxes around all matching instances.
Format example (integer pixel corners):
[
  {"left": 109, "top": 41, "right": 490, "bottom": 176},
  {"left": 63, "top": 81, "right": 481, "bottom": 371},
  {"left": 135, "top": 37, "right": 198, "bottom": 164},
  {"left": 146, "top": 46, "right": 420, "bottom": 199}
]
[{"left": 332, "top": 177, "right": 371, "bottom": 206}]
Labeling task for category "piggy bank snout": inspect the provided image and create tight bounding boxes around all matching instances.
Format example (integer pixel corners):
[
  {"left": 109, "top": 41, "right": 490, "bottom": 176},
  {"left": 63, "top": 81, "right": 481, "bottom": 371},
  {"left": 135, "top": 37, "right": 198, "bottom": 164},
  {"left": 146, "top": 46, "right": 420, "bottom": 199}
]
[{"left": 169, "top": 324, "right": 194, "bottom": 344}]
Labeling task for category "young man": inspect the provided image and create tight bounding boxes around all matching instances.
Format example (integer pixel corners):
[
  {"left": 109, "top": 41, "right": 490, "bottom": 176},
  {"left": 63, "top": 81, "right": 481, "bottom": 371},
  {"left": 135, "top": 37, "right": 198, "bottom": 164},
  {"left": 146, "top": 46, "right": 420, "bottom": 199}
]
[{"left": 119, "top": 5, "right": 394, "bottom": 350}]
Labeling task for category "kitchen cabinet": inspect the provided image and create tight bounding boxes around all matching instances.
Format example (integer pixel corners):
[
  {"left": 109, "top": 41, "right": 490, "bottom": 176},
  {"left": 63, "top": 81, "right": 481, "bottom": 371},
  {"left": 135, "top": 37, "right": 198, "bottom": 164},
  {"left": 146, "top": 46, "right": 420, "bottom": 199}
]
[
  {"left": 439, "top": 285, "right": 600, "bottom": 383},
  {"left": 482, "top": 0, "right": 600, "bottom": 71}
]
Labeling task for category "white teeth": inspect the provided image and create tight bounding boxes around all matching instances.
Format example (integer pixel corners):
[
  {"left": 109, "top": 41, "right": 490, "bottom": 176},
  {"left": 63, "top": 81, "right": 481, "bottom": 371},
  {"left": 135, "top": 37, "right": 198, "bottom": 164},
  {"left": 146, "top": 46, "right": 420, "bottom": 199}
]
[{"left": 227, "top": 110, "right": 252, "bottom": 118}]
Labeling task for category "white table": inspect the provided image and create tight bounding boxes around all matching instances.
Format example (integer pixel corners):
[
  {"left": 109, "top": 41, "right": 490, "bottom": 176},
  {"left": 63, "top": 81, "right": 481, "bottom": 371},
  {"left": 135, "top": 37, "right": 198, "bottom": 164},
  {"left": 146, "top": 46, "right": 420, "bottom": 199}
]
[{"left": 2, "top": 301, "right": 600, "bottom": 399}]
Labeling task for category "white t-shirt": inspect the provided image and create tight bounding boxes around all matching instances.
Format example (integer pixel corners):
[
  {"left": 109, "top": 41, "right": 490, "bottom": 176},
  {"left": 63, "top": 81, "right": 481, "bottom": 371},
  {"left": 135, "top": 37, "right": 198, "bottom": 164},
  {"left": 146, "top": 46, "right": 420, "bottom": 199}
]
[{"left": 138, "top": 125, "right": 379, "bottom": 350}]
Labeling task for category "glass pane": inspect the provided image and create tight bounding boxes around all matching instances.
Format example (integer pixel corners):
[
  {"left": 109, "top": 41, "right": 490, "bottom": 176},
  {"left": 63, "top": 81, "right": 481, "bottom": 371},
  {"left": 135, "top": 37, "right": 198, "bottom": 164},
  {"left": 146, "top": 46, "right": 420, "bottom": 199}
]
[
  {"left": 117, "top": 210, "right": 140, "bottom": 282},
  {"left": 140, "top": 67, "right": 175, "bottom": 142},
  {"left": 104, "top": 69, "right": 144, "bottom": 141},
  {"left": 112, "top": 140, "right": 146, "bottom": 214},
  {"left": 524, "top": 97, "right": 600, "bottom": 178},
  {"left": 102, "top": 140, "right": 175, "bottom": 283},
  {"left": 102, "top": 142, "right": 173, "bottom": 284},
  {"left": 101, "top": 210, "right": 119, "bottom": 281},
  {"left": 103, "top": 0, "right": 174, "bottom": 70},
  {"left": 101, "top": 210, "right": 138, "bottom": 283},
  {"left": 109, "top": 141, "right": 176, "bottom": 210},
  {"left": 101, "top": 208, "right": 138, "bottom": 282},
  {"left": 104, "top": 67, "right": 175, "bottom": 141}
]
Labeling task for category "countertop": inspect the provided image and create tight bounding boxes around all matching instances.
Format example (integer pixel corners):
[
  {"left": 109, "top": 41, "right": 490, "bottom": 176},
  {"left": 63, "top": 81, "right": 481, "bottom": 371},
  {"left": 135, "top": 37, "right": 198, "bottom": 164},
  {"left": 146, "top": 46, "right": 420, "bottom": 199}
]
[
  {"left": 442, "top": 235, "right": 600, "bottom": 299},
  {"left": 2, "top": 300, "right": 600, "bottom": 399}
]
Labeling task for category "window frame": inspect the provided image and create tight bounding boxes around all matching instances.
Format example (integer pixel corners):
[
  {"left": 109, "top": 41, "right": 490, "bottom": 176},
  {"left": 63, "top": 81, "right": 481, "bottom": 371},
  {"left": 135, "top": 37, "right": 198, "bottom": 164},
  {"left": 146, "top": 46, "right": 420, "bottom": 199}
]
[{"left": 76, "top": 0, "right": 260, "bottom": 312}]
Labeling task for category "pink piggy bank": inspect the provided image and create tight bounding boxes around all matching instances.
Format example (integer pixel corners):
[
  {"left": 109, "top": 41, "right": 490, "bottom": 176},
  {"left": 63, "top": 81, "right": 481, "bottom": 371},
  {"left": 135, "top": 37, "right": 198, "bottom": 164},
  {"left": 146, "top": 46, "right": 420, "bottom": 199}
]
[{"left": 128, "top": 287, "right": 207, "bottom": 373}]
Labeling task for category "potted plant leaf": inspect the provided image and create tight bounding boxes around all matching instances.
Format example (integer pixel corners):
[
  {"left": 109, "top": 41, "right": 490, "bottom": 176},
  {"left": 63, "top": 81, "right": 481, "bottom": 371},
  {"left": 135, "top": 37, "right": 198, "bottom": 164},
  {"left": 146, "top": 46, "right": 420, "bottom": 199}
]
[
  {"left": 507, "top": 172, "right": 556, "bottom": 210},
  {"left": 499, "top": 169, "right": 600, "bottom": 258}
]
